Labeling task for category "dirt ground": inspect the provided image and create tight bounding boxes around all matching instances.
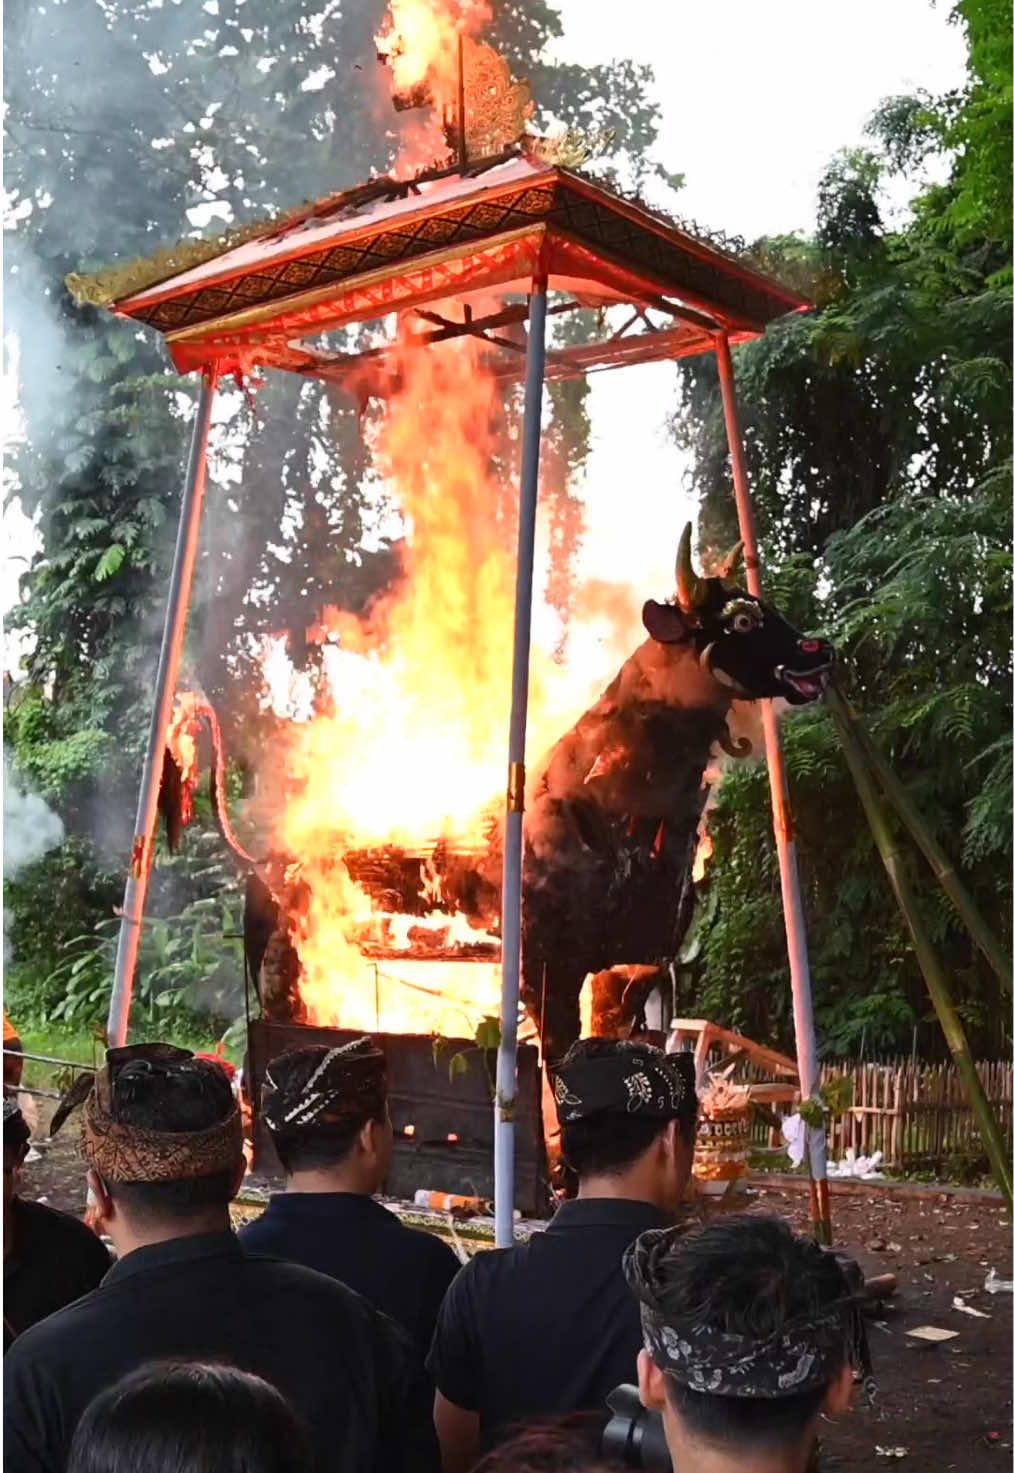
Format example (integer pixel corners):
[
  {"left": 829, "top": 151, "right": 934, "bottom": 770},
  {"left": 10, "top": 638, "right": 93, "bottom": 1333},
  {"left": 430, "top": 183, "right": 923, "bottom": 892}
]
[{"left": 17, "top": 1111, "right": 1012, "bottom": 1473}]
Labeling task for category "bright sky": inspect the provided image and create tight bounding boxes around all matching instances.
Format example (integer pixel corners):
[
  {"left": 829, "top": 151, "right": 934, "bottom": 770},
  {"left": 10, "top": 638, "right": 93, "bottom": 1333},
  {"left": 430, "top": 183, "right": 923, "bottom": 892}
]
[
  {"left": 2, "top": 0, "right": 967, "bottom": 660},
  {"left": 552, "top": 0, "right": 967, "bottom": 597}
]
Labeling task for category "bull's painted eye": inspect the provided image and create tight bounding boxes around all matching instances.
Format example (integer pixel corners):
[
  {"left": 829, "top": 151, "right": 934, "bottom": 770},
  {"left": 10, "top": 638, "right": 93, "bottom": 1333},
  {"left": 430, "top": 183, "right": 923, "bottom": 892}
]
[{"left": 722, "top": 597, "right": 762, "bottom": 634}]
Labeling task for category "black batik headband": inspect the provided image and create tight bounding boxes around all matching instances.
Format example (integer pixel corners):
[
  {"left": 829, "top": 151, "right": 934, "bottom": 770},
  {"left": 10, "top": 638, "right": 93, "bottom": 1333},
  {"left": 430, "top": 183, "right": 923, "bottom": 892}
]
[
  {"left": 624, "top": 1227, "right": 872, "bottom": 1399},
  {"left": 262, "top": 1037, "right": 387, "bottom": 1133},
  {"left": 552, "top": 1047, "right": 696, "bottom": 1124}
]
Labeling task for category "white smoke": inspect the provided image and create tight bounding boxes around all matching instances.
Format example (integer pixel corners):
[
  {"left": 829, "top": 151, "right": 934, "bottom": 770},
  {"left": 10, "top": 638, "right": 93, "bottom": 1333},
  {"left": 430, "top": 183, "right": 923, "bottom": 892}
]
[
  {"left": 3, "top": 754, "right": 64, "bottom": 871},
  {"left": 3, "top": 753, "right": 65, "bottom": 964}
]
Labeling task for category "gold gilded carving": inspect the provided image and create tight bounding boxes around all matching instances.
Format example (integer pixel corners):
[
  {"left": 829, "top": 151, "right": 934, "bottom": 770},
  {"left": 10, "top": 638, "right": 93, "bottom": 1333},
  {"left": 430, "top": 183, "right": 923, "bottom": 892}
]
[{"left": 460, "top": 37, "right": 533, "bottom": 159}]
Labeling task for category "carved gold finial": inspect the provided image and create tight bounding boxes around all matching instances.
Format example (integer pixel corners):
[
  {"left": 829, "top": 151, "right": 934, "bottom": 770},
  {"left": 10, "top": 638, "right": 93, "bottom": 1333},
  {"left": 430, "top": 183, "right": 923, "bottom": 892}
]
[{"left": 459, "top": 36, "right": 533, "bottom": 159}]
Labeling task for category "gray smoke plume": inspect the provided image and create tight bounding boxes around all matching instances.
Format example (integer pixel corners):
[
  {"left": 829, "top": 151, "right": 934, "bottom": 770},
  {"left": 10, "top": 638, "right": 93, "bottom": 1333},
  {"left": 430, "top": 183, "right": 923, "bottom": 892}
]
[
  {"left": 3, "top": 753, "right": 65, "bottom": 963},
  {"left": 3, "top": 754, "right": 64, "bottom": 872}
]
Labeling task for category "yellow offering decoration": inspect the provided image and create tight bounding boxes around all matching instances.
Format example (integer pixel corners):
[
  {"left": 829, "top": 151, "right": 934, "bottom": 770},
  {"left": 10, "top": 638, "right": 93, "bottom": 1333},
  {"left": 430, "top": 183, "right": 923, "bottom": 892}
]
[{"left": 693, "top": 1067, "right": 752, "bottom": 1189}]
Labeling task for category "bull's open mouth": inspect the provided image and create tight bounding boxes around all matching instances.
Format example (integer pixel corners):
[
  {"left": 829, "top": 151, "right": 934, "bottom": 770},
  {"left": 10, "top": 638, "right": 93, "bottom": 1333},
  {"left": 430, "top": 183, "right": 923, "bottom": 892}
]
[{"left": 775, "top": 664, "right": 833, "bottom": 701}]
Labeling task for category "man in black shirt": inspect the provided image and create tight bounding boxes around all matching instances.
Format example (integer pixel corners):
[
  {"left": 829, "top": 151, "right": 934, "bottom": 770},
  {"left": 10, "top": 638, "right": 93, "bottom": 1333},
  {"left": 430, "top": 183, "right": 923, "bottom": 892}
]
[
  {"left": 3, "top": 1042, "right": 438, "bottom": 1473},
  {"left": 4, "top": 1098, "right": 111, "bottom": 1351},
  {"left": 240, "top": 1038, "right": 460, "bottom": 1360},
  {"left": 427, "top": 1038, "right": 698, "bottom": 1470}
]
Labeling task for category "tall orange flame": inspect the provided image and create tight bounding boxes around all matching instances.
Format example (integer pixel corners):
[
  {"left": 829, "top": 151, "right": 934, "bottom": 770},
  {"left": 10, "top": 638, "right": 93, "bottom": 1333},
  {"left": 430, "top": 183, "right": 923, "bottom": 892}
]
[
  {"left": 268, "top": 324, "right": 631, "bottom": 1036},
  {"left": 377, "top": 0, "right": 489, "bottom": 103},
  {"left": 256, "top": 0, "right": 643, "bottom": 1039},
  {"left": 376, "top": 0, "right": 491, "bottom": 174}
]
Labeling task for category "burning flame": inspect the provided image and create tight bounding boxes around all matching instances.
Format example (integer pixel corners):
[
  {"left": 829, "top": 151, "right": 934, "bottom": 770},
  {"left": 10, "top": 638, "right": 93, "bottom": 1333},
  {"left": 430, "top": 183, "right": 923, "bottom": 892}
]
[
  {"left": 376, "top": 0, "right": 490, "bottom": 174},
  {"left": 250, "top": 0, "right": 644, "bottom": 1041},
  {"left": 691, "top": 830, "right": 714, "bottom": 885},
  {"left": 266, "top": 323, "right": 631, "bottom": 1037},
  {"left": 377, "top": 0, "right": 488, "bottom": 102},
  {"left": 691, "top": 761, "right": 722, "bottom": 884}
]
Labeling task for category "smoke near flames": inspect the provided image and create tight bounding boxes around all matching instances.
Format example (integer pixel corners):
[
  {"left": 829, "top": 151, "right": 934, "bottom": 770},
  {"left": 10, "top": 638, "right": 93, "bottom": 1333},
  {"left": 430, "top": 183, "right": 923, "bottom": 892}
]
[{"left": 3, "top": 753, "right": 65, "bottom": 965}]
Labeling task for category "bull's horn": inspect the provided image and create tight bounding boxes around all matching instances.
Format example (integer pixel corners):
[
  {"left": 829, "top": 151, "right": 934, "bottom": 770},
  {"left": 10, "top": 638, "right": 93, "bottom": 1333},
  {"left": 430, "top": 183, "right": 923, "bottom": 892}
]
[
  {"left": 675, "top": 523, "right": 707, "bottom": 613},
  {"left": 717, "top": 540, "right": 745, "bottom": 579}
]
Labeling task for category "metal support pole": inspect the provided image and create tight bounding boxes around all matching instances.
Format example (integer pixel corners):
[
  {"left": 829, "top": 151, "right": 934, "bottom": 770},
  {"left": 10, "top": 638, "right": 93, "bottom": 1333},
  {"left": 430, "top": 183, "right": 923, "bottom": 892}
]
[
  {"left": 494, "top": 276, "right": 548, "bottom": 1247},
  {"left": 107, "top": 370, "right": 218, "bottom": 1048},
  {"left": 714, "top": 333, "right": 831, "bottom": 1242}
]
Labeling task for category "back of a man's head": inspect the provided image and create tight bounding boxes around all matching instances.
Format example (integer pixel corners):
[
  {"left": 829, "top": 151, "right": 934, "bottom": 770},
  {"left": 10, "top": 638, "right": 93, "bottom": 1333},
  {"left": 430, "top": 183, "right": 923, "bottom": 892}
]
[
  {"left": 556, "top": 1038, "right": 697, "bottom": 1181},
  {"left": 66, "top": 1361, "right": 311, "bottom": 1473},
  {"left": 104, "top": 1054, "right": 238, "bottom": 1224},
  {"left": 628, "top": 1214, "right": 859, "bottom": 1467},
  {"left": 262, "top": 1039, "right": 389, "bottom": 1178}
]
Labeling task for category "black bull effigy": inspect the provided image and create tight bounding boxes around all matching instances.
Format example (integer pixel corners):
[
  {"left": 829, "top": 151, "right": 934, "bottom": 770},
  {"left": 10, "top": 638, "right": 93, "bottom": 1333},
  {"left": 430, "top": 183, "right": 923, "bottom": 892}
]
[{"left": 158, "top": 526, "right": 834, "bottom": 1066}]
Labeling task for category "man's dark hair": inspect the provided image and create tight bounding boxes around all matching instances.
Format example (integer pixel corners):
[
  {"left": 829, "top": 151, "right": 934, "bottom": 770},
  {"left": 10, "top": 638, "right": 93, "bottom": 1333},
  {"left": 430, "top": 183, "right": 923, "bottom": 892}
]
[
  {"left": 271, "top": 1110, "right": 383, "bottom": 1175},
  {"left": 105, "top": 1057, "right": 237, "bottom": 1220},
  {"left": 266, "top": 1046, "right": 388, "bottom": 1176},
  {"left": 558, "top": 1038, "right": 695, "bottom": 1179},
  {"left": 66, "top": 1361, "right": 311, "bottom": 1473},
  {"left": 653, "top": 1214, "right": 850, "bottom": 1452},
  {"left": 4, "top": 1102, "right": 32, "bottom": 1161}
]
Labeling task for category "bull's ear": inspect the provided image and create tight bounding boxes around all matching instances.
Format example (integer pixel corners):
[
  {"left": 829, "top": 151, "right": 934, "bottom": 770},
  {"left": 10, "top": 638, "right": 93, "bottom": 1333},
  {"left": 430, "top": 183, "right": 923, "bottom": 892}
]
[{"left": 642, "top": 599, "right": 693, "bottom": 644}]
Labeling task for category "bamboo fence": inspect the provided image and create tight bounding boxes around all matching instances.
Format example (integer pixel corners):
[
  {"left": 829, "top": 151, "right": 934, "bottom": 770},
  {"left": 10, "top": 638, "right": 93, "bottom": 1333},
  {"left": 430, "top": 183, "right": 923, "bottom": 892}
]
[{"left": 747, "top": 1057, "right": 1012, "bottom": 1171}]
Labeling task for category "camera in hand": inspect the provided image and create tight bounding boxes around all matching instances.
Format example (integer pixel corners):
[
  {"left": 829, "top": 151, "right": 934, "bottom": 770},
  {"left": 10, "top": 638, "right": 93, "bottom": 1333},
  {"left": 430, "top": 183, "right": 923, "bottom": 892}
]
[{"left": 600, "top": 1384, "right": 671, "bottom": 1471}]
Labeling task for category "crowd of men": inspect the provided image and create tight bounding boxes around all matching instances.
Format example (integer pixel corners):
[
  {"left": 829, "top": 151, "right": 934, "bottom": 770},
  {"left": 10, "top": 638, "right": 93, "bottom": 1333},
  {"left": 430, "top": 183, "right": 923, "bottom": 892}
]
[{"left": 3, "top": 1033, "right": 871, "bottom": 1473}]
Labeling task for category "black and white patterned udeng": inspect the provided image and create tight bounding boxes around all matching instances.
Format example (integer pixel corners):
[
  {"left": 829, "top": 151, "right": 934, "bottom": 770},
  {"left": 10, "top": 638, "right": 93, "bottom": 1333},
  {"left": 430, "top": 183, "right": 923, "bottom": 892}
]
[
  {"left": 552, "top": 1047, "right": 696, "bottom": 1125},
  {"left": 261, "top": 1038, "right": 386, "bottom": 1133},
  {"left": 624, "top": 1228, "right": 872, "bottom": 1400}
]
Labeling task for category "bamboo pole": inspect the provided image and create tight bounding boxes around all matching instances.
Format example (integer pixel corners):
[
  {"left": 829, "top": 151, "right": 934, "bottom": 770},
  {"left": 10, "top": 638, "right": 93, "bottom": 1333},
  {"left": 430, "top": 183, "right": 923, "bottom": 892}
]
[
  {"left": 831, "top": 681, "right": 1011, "bottom": 994},
  {"left": 828, "top": 686, "right": 1013, "bottom": 1207},
  {"left": 109, "top": 369, "right": 218, "bottom": 1047}
]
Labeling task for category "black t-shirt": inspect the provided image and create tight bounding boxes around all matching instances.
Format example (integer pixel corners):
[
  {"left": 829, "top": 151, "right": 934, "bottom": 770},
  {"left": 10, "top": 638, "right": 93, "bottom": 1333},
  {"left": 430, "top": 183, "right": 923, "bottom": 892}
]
[
  {"left": 3, "top": 1197, "right": 111, "bottom": 1352},
  {"left": 239, "top": 1192, "right": 460, "bottom": 1359},
  {"left": 427, "top": 1197, "right": 666, "bottom": 1450},
  {"left": 3, "top": 1229, "right": 439, "bottom": 1473}
]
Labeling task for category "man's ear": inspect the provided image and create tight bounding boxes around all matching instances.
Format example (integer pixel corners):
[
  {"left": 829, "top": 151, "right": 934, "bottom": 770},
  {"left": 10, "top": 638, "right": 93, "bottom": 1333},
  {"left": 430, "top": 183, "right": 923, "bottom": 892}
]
[
  {"left": 362, "top": 1116, "right": 392, "bottom": 1161},
  {"left": 87, "top": 1169, "right": 114, "bottom": 1230},
  {"left": 822, "top": 1363, "right": 855, "bottom": 1416},
  {"left": 642, "top": 600, "right": 693, "bottom": 645},
  {"left": 228, "top": 1154, "right": 247, "bottom": 1200},
  {"left": 637, "top": 1349, "right": 668, "bottom": 1411}
]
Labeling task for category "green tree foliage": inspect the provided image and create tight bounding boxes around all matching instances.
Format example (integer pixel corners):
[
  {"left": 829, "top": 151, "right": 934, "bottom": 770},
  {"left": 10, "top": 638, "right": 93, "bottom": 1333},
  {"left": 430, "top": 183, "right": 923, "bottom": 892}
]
[
  {"left": 673, "top": 0, "right": 1012, "bottom": 1058},
  {"left": 4, "top": 0, "right": 664, "bottom": 1027}
]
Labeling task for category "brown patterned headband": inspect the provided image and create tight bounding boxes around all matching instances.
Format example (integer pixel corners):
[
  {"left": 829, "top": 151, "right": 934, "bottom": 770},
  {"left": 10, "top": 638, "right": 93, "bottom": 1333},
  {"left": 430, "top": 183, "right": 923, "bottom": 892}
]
[{"left": 54, "top": 1043, "right": 242, "bottom": 1183}]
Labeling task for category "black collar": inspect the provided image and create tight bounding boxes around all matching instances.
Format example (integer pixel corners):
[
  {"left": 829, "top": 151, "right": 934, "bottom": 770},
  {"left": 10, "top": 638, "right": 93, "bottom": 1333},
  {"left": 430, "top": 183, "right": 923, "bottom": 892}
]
[
  {"left": 547, "top": 1198, "right": 668, "bottom": 1232},
  {"left": 265, "top": 1191, "right": 388, "bottom": 1218},
  {"left": 104, "top": 1229, "right": 241, "bottom": 1285}
]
